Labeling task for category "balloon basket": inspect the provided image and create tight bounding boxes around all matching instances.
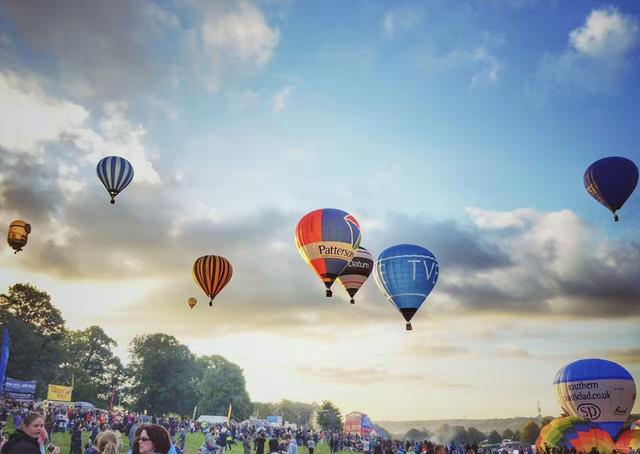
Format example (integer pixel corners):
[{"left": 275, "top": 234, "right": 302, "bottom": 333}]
[
  {"left": 350, "top": 299, "right": 355, "bottom": 304},
  {"left": 405, "top": 323, "right": 412, "bottom": 331},
  {"left": 325, "top": 289, "right": 332, "bottom": 297}
]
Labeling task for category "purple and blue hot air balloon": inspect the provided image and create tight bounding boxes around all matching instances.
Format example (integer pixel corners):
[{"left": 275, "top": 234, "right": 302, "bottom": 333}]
[
  {"left": 554, "top": 358, "right": 637, "bottom": 439},
  {"left": 374, "top": 244, "right": 439, "bottom": 331},
  {"left": 584, "top": 157, "right": 638, "bottom": 222}
]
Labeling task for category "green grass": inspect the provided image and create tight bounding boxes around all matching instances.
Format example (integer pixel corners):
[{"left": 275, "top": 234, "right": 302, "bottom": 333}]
[{"left": 4, "top": 416, "right": 335, "bottom": 454}]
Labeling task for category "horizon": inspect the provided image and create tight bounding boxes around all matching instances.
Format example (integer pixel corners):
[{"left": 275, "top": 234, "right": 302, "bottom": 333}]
[{"left": 1, "top": 0, "right": 639, "bottom": 422}]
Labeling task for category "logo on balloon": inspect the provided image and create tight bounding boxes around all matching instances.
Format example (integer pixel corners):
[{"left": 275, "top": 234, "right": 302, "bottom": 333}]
[
  {"left": 613, "top": 406, "right": 627, "bottom": 415},
  {"left": 577, "top": 403, "right": 602, "bottom": 420}
]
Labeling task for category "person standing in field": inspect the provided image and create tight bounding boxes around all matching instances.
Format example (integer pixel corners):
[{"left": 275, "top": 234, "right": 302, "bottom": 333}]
[
  {"left": 285, "top": 434, "right": 298, "bottom": 454},
  {"left": 307, "top": 436, "right": 315, "bottom": 454},
  {"left": 244, "top": 434, "right": 252, "bottom": 454}
]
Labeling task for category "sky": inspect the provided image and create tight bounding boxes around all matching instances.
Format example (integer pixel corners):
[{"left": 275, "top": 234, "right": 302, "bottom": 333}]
[{"left": 0, "top": 0, "right": 639, "bottom": 421}]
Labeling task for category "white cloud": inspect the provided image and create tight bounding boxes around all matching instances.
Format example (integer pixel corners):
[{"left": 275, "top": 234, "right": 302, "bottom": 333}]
[
  {"left": 383, "top": 6, "right": 423, "bottom": 39},
  {"left": 470, "top": 46, "right": 503, "bottom": 89},
  {"left": 0, "top": 71, "right": 160, "bottom": 184},
  {"left": 569, "top": 6, "right": 639, "bottom": 59},
  {"left": 418, "top": 34, "right": 504, "bottom": 89},
  {"left": 201, "top": 2, "right": 279, "bottom": 67},
  {"left": 466, "top": 207, "right": 541, "bottom": 229},
  {"left": 272, "top": 85, "right": 292, "bottom": 113},
  {"left": 534, "top": 7, "right": 639, "bottom": 95},
  {"left": 0, "top": 72, "right": 89, "bottom": 152}
]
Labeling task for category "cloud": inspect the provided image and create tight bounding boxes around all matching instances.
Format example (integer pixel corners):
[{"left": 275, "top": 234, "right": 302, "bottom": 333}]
[
  {"left": 272, "top": 86, "right": 292, "bottom": 113},
  {"left": 590, "top": 348, "right": 640, "bottom": 365},
  {"left": 0, "top": 72, "right": 89, "bottom": 153},
  {"left": 534, "top": 6, "right": 639, "bottom": 95},
  {"left": 569, "top": 7, "right": 639, "bottom": 59},
  {"left": 443, "top": 208, "right": 640, "bottom": 318},
  {"left": 382, "top": 6, "right": 424, "bottom": 39},
  {"left": 2, "top": 0, "right": 279, "bottom": 97},
  {"left": 302, "top": 366, "right": 424, "bottom": 385},
  {"left": 198, "top": 1, "right": 280, "bottom": 92},
  {"left": 416, "top": 33, "right": 504, "bottom": 89},
  {"left": 0, "top": 72, "right": 160, "bottom": 185},
  {"left": 497, "top": 345, "right": 530, "bottom": 358},
  {"left": 2, "top": 0, "right": 155, "bottom": 98}
]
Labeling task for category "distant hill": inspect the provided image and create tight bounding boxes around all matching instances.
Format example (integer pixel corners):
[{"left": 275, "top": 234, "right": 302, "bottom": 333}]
[{"left": 375, "top": 417, "right": 548, "bottom": 438}]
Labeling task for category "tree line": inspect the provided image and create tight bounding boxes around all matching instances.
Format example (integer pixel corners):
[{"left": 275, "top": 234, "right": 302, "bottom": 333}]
[
  {"left": 403, "top": 420, "right": 551, "bottom": 445},
  {"left": 0, "top": 283, "right": 336, "bottom": 424}
]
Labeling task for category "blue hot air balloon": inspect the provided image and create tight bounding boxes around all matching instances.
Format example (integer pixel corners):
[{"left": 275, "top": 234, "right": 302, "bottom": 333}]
[
  {"left": 374, "top": 244, "right": 439, "bottom": 331},
  {"left": 554, "top": 358, "right": 637, "bottom": 438},
  {"left": 584, "top": 157, "right": 638, "bottom": 222},
  {"left": 96, "top": 156, "right": 135, "bottom": 204}
]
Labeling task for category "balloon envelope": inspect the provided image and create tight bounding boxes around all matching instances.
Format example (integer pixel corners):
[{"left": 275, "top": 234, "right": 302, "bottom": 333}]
[
  {"left": 374, "top": 244, "right": 439, "bottom": 330},
  {"left": 7, "top": 220, "right": 31, "bottom": 254},
  {"left": 295, "top": 208, "right": 361, "bottom": 297},
  {"left": 584, "top": 157, "right": 638, "bottom": 221},
  {"left": 187, "top": 297, "right": 198, "bottom": 310},
  {"left": 97, "top": 156, "right": 135, "bottom": 204},
  {"left": 615, "top": 429, "right": 640, "bottom": 454},
  {"left": 337, "top": 246, "right": 373, "bottom": 304},
  {"left": 554, "top": 358, "right": 637, "bottom": 438},
  {"left": 536, "top": 417, "right": 616, "bottom": 454},
  {"left": 192, "top": 255, "right": 233, "bottom": 306}
]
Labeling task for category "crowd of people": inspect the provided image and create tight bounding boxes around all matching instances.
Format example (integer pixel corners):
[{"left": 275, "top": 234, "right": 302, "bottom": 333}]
[{"left": 0, "top": 401, "right": 629, "bottom": 454}]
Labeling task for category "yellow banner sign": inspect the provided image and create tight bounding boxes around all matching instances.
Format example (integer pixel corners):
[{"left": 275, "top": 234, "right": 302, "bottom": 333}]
[{"left": 47, "top": 384, "right": 72, "bottom": 402}]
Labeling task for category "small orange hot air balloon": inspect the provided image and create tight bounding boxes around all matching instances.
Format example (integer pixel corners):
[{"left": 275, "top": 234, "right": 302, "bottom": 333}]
[
  {"left": 7, "top": 220, "right": 31, "bottom": 254},
  {"left": 187, "top": 297, "right": 198, "bottom": 310},
  {"left": 192, "top": 255, "right": 233, "bottom": 306}
]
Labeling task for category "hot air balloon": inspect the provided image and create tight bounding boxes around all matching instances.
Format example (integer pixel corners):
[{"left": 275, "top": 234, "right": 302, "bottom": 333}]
[
  {"left": 536, "top": 417, "right": 616, "bottom": 454},
  {"left": 615, "top": 429, "right": 640, "bottom": 454},
  {"left": 187, "top": 297, "right": 198, "bottom": 310},
  {"left": 7, "top": 220, "right": 31, "bottom": 254},
  {"left": 373, "top": 244, "right": 439, "bottom": 331},
  {"left": 554, "top": 358, "right": 637, "bottom": 438},
  {"left": 584, "top": 157, "right": 638, "bottom": 222},
  {"left": 295, "top": 208, "right": 361, "bottom": 297},
  {"left": 337, "top": 246, "right": 373, "bottom": 304},
  {"left": 97, "top": 156, "right": 135, "bottom": 204},
  {"left": 192, "top": 255, "right": 233, "bottom": 306}
]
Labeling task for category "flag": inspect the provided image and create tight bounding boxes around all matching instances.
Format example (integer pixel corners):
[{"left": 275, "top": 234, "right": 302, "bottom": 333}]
[
  {"left": 227, "top": 402, "right": 233, "bottom": 423},
  {"left": 0, "top": 328, "right": 9, "bottom": 393}
]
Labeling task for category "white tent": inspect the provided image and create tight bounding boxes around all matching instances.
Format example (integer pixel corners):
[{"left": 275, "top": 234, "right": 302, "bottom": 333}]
[{"left": 197, "top": 415, "right": 229, "bottom": 425}]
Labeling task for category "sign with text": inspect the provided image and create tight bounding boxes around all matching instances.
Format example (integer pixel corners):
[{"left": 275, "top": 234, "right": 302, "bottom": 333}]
[
  {"left": 47, "top": 384, "right": 72, "bottom": 402},
  {"left": 4, "top": 377, "right": 37, "bottom": 401}
]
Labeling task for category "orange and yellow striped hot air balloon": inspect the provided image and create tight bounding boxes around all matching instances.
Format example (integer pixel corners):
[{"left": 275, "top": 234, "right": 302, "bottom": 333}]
[
  {"left": 192, "top": 255, "right": 233, "bottom": 306},
  {"left": 186, "top": 297, "right": 198, "bottom": 310}
]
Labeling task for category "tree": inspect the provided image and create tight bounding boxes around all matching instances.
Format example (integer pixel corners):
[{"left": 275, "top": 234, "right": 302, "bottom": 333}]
[
  {"left": 467, "top": 427, "right": 486, "bottom": 445},
  {"left": 196, "top": 355, "right": 253, "bottom": 421},
  {"left": 0, "top": 284, "right": 65, "bottom": 336},
  {"left": 488, "top": 431, "right": 502, "bottom": 444},
  {"left": 0, "top": 284, "right": 66, "bottom": 397},
  {"left": 317, "top": 401, "right": 343, "bottom": 432},
  {"left": 501, "top": 428, "right": 515, "bottom": 440},
  {"left": 520, "top": 421, "right": 540, "bottom": 444},
  {"left": 126, "top": 333, "right": 199, "bottom": 415},
  {"left": 58, "top": 326, "right": 124, "bottom": 408}
]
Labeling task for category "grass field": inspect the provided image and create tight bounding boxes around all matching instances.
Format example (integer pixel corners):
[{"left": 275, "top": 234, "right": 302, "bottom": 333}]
[{"left": 4, "top": 417, "right": 333, "bottom": 454}]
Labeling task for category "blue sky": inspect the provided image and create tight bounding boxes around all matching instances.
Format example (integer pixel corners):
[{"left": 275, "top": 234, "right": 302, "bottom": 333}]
[{"left": 0, "top": 0, "right": 639, "bottom": 420}]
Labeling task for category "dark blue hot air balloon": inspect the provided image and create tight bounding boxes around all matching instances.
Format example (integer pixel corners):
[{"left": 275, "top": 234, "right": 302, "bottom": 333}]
[
  {"left": 373, "top": 244, "right": 439, "bottom": 331},
  {"left": 97, "top": 156, "right": 134, "bottom": 204},
  {"left": 584, "top": 157, "right": 638, "bottom": 222}
]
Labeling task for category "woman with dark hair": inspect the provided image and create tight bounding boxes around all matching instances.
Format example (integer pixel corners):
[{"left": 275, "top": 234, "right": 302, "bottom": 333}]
[
  {"left": 1, "top": 412, "right": 60, "bottom": 454},
  {"left": 136, "top": 424, "right": 172, "bottom": 454}
]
